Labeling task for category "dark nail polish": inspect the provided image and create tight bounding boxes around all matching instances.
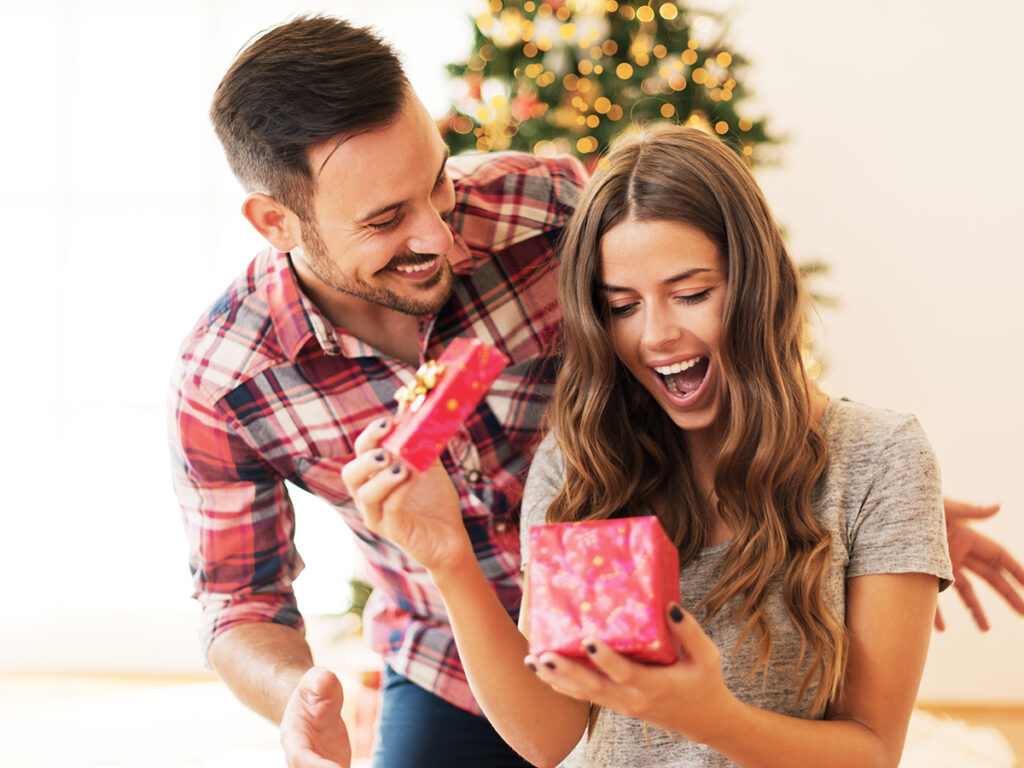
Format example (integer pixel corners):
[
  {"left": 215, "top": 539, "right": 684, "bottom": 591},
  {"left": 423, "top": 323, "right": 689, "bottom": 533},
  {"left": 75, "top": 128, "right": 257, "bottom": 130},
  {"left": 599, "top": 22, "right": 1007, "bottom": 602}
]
[
  {"left": 378, "top": 419, "right": 389, "bottom": 429},
  {"left": 585, "top": 643, "right": 597, "bottom": 655},
  {"left": 544, "top": 661, "right": 556, "bottom": 670},
  {"left": 526, "top": 662, "right": 537, "bottom": 673},
  {"left": 391, "top": 464, "right": 403, "bottom": 474},
  {"left": 373, "top": 451, "right": 386, "bottom": 462},
  {"left": 669, "top": 605, "right": 684, "bottom": 623}
]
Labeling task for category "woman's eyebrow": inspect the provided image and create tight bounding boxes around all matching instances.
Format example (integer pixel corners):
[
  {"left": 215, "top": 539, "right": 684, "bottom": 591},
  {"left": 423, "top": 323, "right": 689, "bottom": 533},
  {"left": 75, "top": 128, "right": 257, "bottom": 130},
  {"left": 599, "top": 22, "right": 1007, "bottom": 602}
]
[{"left": 598, "top": 267, "right": 712, "bottom": 293}]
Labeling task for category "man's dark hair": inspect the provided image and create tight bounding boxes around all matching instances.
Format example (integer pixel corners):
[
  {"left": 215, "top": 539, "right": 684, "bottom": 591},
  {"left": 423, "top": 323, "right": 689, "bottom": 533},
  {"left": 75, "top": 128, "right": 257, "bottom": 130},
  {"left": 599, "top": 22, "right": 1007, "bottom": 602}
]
[{"left": 210, "top": 15, "right": 409, "bottom": 220}]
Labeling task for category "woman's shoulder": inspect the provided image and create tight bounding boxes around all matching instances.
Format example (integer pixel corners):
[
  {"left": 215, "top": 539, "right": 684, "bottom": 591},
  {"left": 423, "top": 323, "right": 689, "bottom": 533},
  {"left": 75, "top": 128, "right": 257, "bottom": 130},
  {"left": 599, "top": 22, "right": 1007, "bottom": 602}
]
[
  {"left": 822, "top": 397, "right": 933, "bottom": 460},
  {"left": 818, "top": 396, "right": 942, "bottom": 526}
]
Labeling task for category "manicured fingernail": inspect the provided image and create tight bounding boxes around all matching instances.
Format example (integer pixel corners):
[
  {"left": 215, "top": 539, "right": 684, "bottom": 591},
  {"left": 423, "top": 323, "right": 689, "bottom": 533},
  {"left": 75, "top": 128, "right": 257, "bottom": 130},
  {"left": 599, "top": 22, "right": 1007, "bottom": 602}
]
[
  {"left": 544, "top": 661, "right": 556, "bottom": 670},
  {"left": 669, "top": 605, "right": 684, "bottom": 623},
  {"left": 373, "top": 451, "right": 386, "bottom": 462},
  {"left": 391, "top": 464, "right": 403, "bottom": 474},
  {"left": 526, "top": 662, "right": 537, "bottom": 673},
  {"left": 585, "top": 643, "right": 597, "bottom": 655},
  {"left": 378, "top": 419, "right": 389, "bottom": 429}
]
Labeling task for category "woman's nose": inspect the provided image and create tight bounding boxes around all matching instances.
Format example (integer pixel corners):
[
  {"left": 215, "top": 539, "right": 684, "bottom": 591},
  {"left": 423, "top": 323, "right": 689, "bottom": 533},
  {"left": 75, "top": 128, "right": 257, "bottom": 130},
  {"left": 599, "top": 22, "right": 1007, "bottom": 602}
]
[{"left": 641, "top": 304, "right": 682, "bottom": 350}]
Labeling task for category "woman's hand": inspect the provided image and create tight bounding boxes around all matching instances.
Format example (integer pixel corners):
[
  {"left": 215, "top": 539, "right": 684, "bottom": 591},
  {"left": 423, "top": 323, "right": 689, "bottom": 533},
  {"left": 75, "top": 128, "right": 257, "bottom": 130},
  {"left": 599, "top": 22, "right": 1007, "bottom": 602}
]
[
  {"left": 524, "top": 604, "right": 737, "bottom": 745},
  {"left": 341, "top": 418, "right": 471, "bottom": 574}
]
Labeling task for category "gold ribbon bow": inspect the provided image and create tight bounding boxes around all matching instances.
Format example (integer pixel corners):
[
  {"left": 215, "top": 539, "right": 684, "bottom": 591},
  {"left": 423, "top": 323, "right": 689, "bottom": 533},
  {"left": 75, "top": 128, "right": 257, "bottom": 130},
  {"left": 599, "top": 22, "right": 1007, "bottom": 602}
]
[{"left": 395, "top": 360, "right": 446, "bottom": 414}]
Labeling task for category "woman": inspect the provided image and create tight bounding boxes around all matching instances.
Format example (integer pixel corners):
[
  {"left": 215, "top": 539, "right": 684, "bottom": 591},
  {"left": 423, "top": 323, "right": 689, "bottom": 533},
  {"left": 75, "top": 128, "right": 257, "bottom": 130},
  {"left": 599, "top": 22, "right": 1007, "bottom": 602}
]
[{"left": 344, "top": 125, "right": 952, "bottom": 767}]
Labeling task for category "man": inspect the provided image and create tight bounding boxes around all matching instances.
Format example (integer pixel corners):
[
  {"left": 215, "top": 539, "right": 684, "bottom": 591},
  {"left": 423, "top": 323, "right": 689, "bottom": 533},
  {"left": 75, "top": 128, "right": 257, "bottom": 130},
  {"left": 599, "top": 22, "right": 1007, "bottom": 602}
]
[{"left": 169, "top": 15, "right": 1024, "bottom": 768}]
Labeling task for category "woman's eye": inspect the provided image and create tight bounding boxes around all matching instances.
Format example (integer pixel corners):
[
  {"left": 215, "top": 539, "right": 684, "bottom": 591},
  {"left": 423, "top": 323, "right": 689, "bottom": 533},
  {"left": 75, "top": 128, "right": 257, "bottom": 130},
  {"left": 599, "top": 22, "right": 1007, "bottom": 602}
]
[
  {"left": 608, "top": 303, "right": 637, "bottom": 317},
  {"left": 678, "top": 289, "right": 711, "bottom": 305}
]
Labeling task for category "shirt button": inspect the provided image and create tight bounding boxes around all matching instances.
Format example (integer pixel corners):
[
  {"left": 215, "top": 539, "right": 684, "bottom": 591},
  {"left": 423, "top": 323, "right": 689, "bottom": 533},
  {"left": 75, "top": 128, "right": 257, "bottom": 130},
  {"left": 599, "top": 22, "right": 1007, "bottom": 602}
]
[
  {"left": 466, "top": 470, "right": 482, "bottom": 483},
  {"left": 494, "top": 521, "right": 508, "bottom": 533}
]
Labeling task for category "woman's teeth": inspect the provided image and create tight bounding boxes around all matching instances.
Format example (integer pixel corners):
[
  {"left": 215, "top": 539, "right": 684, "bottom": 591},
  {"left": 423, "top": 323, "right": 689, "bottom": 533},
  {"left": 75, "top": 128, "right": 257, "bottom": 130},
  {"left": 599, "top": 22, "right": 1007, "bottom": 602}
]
[
  {"left": 652, "top": 356, "right": 708, "bottom": 397},
  {"left": 652, "top": 357, "right": 702, "bottom": 376}
]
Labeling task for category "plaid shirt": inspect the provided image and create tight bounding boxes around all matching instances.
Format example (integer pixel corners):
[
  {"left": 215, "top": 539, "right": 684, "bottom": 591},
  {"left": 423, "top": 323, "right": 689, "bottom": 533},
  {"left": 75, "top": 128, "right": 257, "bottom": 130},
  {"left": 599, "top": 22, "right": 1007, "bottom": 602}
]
[{"left": 168, "top": 151, "right": 586, "bottom": 714}]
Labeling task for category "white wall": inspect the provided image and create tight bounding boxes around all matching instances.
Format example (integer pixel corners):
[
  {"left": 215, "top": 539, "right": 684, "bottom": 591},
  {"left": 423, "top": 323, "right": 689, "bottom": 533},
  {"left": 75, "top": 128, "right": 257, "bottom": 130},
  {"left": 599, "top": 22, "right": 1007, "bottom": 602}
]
[
  {"left": 1, "top": 0, "right": 1020, "bottom": 702},
  {"left": 704, "top": 0, "right": 1024, "bottom": 703},
  {"left": 0, "top": 0, "right": 478, "bottom": 674}
]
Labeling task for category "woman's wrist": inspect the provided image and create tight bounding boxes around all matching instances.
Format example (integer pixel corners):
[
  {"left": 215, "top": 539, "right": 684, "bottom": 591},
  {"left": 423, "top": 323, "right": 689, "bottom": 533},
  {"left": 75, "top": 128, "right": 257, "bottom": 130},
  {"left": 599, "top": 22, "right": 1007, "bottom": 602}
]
[
  {"left": 684, "top": 687, "right": 746, "bottom": 750},
  {"left": 426, "top": 541, "right": 481, "bottom": 586}
]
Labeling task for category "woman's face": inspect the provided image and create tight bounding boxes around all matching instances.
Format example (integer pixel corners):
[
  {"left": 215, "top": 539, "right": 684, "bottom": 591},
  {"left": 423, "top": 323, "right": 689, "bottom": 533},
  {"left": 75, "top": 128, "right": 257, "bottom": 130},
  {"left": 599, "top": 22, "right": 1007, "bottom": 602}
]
[{"left": 599, "top": 217, "right": 727, "bottom": 439}]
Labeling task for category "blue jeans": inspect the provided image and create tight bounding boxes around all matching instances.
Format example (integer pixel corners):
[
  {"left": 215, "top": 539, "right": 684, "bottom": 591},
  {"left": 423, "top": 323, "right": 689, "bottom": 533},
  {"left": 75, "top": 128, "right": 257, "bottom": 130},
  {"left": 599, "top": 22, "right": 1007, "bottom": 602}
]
[{"left": 371, "top": 666, "right": 534, "bottom": 767}]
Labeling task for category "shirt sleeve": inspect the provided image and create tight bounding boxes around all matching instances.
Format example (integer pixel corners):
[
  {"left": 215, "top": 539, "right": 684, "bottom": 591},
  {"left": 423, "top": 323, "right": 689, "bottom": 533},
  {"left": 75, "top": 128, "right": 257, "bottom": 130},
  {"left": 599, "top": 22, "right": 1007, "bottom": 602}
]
[
  {"left": 846, "top": 415, "right": 953, "bottom": 590},
  {"left": 168, "top": 371, "right": 304, "bottom": 659},
  {"left": 519, "top": 432, "right": 565, "bottom": 566}
]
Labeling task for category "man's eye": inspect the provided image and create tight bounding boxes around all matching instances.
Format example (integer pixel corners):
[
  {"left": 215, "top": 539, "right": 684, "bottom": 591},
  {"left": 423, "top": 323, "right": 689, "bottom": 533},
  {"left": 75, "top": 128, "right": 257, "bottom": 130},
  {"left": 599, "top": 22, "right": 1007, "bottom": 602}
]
[{"left": 368, "top": 214, "right": 403, "bottom": 231}]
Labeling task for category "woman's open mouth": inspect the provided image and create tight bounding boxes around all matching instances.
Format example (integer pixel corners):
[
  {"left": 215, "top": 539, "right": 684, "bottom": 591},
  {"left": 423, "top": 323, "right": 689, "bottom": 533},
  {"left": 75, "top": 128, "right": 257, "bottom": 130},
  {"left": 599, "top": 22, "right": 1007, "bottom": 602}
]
[{"left": 651, "top": 356, "right": 709, "bottom": 399}]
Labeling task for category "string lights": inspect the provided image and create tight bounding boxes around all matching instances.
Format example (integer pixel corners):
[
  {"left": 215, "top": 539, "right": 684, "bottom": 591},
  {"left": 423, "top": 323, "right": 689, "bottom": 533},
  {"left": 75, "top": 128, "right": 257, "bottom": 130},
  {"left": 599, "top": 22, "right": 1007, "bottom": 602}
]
[
  {"left": 442, "top": 0, "right": 775, "bottom": 165},
  {"left": 441, "top": 1, "right": 830, "bottom": 377}
]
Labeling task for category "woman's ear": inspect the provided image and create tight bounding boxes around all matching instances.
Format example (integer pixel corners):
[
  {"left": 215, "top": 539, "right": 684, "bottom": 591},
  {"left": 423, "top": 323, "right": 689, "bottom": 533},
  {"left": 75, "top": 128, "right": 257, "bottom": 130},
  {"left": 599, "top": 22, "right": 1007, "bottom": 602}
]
[{"left": 241, "top": 192, "right": 302, "bottom": 253}]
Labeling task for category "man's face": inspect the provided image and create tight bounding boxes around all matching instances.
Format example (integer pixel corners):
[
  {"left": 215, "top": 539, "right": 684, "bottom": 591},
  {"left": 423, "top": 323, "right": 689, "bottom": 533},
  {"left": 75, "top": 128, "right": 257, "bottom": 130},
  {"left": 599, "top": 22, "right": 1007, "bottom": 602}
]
[{"left": 294, "top": 94, "right": 458, "bottom": 316}]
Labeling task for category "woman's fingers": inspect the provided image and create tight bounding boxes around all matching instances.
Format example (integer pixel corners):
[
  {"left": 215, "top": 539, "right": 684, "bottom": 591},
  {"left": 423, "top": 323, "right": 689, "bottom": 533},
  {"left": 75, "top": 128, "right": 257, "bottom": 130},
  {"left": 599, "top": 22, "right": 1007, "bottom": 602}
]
[
  {"left": 340, "top": 446, "right": 390, "bottom": 495},
  {"left": 352, "top": 416, "right": 392, "bottom": 454}
]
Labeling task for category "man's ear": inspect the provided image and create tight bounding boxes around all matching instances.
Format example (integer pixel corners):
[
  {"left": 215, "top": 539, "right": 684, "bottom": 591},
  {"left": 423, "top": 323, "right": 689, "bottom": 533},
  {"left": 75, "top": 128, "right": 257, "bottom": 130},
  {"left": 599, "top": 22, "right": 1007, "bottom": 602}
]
[{"left": 242, "top": 193, "right": 302, "bottom": 253}]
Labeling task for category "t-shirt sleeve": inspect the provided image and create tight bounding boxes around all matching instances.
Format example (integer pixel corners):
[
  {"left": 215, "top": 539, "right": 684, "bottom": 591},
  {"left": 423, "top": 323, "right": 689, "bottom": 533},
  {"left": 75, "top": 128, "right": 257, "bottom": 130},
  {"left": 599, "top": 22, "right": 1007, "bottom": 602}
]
[
  {"left": 519, "top": 432, "right": 565, "bottom": 566},
  {"left": 846, "top": 415, "right": 953, "bottom": 590}
]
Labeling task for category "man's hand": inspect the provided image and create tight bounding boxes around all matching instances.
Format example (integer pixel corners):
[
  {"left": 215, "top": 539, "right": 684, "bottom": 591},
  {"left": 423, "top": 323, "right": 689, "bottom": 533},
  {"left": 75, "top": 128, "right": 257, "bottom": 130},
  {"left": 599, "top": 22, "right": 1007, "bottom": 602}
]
[
  {"left": 937, "top": 499, "right": 1024, "bottom": 632},
  {"left": 280, "top": 667, "right": 352, "bottom": 768}
]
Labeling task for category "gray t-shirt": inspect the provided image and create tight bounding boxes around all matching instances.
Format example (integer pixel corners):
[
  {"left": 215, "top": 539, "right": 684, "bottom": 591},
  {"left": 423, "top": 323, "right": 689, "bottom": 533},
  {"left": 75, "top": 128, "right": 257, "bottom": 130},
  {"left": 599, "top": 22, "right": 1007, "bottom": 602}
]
[{"left": 519, "top": 398, "right": 953, "bottom": 767}]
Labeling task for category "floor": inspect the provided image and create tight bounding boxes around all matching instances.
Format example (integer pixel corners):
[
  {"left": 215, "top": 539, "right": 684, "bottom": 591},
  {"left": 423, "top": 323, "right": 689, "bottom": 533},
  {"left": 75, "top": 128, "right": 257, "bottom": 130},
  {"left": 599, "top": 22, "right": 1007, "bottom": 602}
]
[{"left": 1, "top": 673, "right": 1019, "bottom": 767}]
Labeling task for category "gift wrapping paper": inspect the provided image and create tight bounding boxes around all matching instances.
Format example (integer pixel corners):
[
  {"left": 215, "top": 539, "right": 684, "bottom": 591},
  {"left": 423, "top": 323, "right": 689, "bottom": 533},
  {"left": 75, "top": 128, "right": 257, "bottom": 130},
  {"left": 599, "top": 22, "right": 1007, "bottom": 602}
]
[
  {"left": 528, "top": 515, "right": 680, "bottom": 664},
  {"left": 381, "top": 337, "right": 508, "bottom": 472}
]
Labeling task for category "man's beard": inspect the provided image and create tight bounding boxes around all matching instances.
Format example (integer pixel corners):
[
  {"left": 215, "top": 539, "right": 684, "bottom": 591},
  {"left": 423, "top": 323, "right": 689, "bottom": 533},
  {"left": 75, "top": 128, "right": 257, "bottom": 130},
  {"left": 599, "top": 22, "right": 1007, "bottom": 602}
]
[{"left": 300, "top": 218, "right": 455, "bottom": 317}]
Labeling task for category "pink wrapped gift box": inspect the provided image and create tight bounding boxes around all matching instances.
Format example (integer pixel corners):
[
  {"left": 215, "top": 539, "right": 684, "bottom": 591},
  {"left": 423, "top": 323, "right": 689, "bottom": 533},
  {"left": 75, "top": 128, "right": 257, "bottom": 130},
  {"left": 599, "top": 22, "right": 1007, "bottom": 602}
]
[
  {"left": 381, "top": 338, "right": 508, "bottom": 473},
  {"left": 528, "top": 516, "right": 680, "bottom": 664}
]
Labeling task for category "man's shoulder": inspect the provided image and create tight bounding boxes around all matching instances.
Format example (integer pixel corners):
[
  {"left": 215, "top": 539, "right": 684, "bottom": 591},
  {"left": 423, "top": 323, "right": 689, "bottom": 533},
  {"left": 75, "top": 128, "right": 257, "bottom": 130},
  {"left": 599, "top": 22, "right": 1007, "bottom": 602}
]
[
  {"left": 449, "top": 151, "right": 588, "bottom": 254},
  {"left": 448, "top": 150, "right": 588, "bottom": 191},
  {"left": 173, "top": 248, "right": 288, "bottom": 403}
]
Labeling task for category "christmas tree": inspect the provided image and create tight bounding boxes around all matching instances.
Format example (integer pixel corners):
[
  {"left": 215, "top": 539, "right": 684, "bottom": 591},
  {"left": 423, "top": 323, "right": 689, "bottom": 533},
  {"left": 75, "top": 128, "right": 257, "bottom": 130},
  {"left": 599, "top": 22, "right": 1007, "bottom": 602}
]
[
  {"left": 441, "top": 0, "right": 830, "bottom": 377},
  {"left": 440, "top": 0, "right": 779, "bottom": 167}
]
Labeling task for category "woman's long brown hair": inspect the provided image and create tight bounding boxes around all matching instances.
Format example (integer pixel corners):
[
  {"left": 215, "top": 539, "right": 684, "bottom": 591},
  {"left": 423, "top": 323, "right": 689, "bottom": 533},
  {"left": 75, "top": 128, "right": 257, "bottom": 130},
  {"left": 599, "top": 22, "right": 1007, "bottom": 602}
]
[{"left": 548, "top": 126, "right": 845, "bottom": 715}]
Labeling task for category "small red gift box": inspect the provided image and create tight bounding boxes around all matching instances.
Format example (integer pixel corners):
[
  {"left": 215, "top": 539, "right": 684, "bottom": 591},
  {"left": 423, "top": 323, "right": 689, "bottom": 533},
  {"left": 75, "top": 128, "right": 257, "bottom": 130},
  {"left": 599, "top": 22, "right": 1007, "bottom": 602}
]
[
  {"left": 381, "top": 338, "right": 508, "bottom": 473},
  {"left": 528, "top": 516, "right": 680, "bottom": 664}
]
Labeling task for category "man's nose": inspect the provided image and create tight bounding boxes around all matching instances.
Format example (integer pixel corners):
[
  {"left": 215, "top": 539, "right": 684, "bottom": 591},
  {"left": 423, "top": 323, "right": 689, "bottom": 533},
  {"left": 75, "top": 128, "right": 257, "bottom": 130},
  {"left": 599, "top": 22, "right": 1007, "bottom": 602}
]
[{"left": 407, "top": 206, "right": 454, "bottom": 256}]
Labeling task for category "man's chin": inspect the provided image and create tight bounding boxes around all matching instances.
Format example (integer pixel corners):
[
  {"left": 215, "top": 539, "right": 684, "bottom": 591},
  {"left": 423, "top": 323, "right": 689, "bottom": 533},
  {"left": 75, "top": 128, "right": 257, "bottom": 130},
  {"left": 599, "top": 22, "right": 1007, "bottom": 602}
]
[{"left": 372, "top": 270, "right": 455, "bottom": 316}]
